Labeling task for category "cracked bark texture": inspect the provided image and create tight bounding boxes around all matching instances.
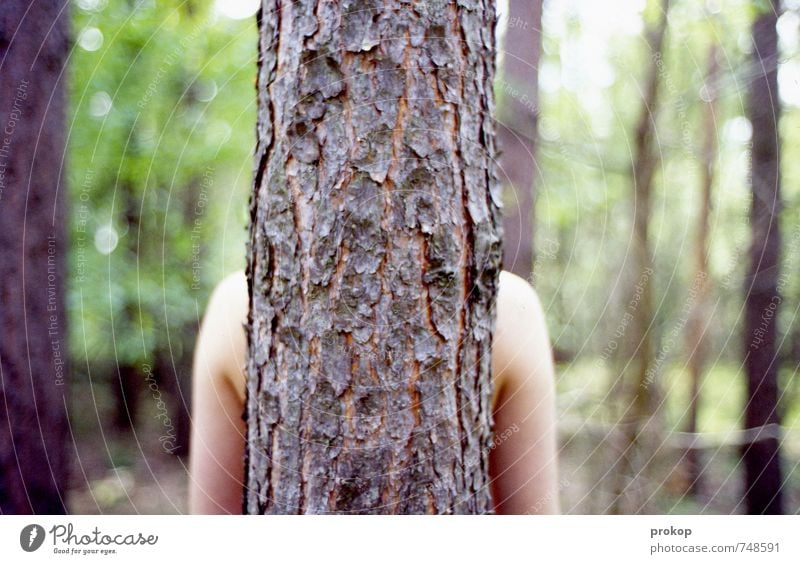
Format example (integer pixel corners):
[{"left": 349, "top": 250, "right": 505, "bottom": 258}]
[{"left": 244, "top": 0, "right": 502, "bottom": 514}]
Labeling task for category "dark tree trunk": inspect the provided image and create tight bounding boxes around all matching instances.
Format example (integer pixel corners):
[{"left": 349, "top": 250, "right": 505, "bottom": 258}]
[
  {"left": 0, "top": 0, "right": 70, "bottom": 514},
  {"left": 742, "top": 0, "right": 783, "bottom": 515},
  {"left": 112, "top": 363, "right": 140, "bottom": 430},
  {"left": 683, "top": 44, "right": 719, "bottom": 499},
  {"left": 497, "top": 0, "right": 542, "bottom": 279},
  {"left": 244, "top": 0, "right": 502, "bottom": 514},
  {"left": 110, "top": 187, "right": 143, "bottom": 432},
  {"left": 154, "top": 347, "right": 191, "bottom": 457}
]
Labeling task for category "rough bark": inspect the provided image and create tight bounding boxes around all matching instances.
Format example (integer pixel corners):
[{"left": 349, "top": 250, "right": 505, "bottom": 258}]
[
  {"left": 244, "top": 0, "right": 502, "bottom": 514},
  {"left": 742, "top": 0, "right": 783, "bottom": 515},
  {"left": 609, "top": 0, "right": 669, "bottom": 514},
  {"left": 497, "top": 0, "right": 542, "bottom": 279},
  {"left": 0, "top": 0, "right": 70, "bottom": 513},
  {"left": 683, "top": 44, "right": 719, "bottom": 499}
]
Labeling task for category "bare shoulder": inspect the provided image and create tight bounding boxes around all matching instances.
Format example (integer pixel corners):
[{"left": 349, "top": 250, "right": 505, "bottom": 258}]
[
  {"left": 195, "top": 269, "right": 248, "bottom": 401},
  {"left": 493, "top": 271, "right": 553, "bottom": 393},
  {"left": 497, "top": 270, "right": 543, "bottom": 315},
  {"left": 213, "top": 269, "right": 248, "bottom": 310},
  {"left": 495, "top": 270, "right": 548, "bottom": 342},
  {"left": 199, "top": 269, "right": 550, "bottom": 404}
]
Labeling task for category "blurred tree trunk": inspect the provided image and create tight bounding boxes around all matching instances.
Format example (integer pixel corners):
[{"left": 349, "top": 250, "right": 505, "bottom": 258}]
[
  {"left": 0, "top": 0, "right": 70, "bottom": 513},
  {"left": 112, "top": 363, "right": 140, "bottom": 430},
  {"left": 742, "top": 0, "right": 784, "bottom": 515},
  {"left": 498, "top": 0, "right": 543, "bottom": 279},
  {"left": 683, "top": 44, "right": 719, "bottom": 498},
  {"left": 154, "top": 346, "right": 191, "bottom": 457},
  {"left": 114, "top": 187, "right": 143, "bottom": 431},
  {"left": 609, "top": 0, "right": 669, "bottom": 514},
  {"left": 244, "top": 0, "right": 503, "bottom": 514}
]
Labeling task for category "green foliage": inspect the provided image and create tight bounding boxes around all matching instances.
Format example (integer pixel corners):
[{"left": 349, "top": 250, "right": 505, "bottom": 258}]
[
  {"left": 533, "top": 0, "right": 800, "bottom": 383},
  {"left": 64, "top": 0, "right": 799, "bottom": 512},
  {"left": 68, "top": 1, "right": 256, "bottom": 368}
]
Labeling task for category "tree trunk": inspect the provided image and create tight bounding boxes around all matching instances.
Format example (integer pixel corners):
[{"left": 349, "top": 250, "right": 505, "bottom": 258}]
[
  {"left": 110, "top": 185, "right": 144, "bottom": 433},
  {"left": 112, "top": 363, "right": 140, "bottom": 430},
  {"left": 244, "top": 0, "right": 502, "bottom": 514},
  {"left": 497, "top": 0, "right": 542, "bottom": 279},
  {"left": 609, "top": 0, "right": 669, "bottom": 514},
  {"left": 683, "top": 44, "right": 719, "bottom": 499},
  {"left": 0, "top": 0, "right": 70, "bottom": 514},
  {"left": 154, "top": 347, "right": 191, "bottom": 457},
  {"left": 742, "top": 0, "right": 783, "bottom": 515}
]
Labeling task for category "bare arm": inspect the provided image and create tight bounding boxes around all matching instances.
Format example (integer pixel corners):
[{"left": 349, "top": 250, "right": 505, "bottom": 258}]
[
  {"left": 188, "top": 272, "right": 248, "bottom": 514},
  {"left": 490, "top": 272, "right": 560, "bottom": 514},
  {"left": 188, "top": 270, "right": 559, "bottom": 514}
]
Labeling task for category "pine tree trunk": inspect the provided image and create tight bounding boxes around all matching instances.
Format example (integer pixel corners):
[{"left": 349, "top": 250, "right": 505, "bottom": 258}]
[
  {"left": 244, "top": 0, "right": 503, "bottom": 514},
  {"left": 742, "top": 0, "right": 784, "bottom": 515},
  {"left": 0, "top": 0, "right": 70, "bottom": 513},
  {"left": 497, "top": 0, "right": 542, "bottom": 279}
]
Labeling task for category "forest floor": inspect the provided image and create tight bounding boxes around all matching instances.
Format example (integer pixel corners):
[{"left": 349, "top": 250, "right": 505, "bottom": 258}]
[
  {"left": 67, "top": 424, "right": 799, "bottom": 515},
  {"left": 68, "top": 443, "right": 188, "bottom": 514},
  {"left": 65, "top": 362, "right": 800, "bottom": 514},
  {"left": 67, "top": 380, "right": 189, "bottom": 514}
]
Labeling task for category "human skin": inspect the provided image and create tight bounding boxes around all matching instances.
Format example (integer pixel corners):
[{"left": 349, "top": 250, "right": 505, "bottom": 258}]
[{"left": 188, "top": 269, "right": 559, "bottom": 514}]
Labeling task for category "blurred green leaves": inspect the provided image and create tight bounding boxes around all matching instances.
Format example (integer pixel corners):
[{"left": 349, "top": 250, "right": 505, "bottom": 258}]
[{"left": 68, "top": 0, "right": 256, "bottom": 367}]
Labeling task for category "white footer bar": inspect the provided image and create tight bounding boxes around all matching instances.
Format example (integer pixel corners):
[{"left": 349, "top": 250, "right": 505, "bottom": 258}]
[{"left": 1, "top": 515, "right": 798, "bottom": 563}]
